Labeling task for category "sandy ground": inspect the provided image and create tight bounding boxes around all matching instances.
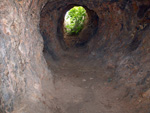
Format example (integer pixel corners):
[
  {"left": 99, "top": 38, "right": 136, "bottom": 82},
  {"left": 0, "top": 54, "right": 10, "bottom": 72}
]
[{"left": 45, "top": 55, "right": 136, "bottom": 113}]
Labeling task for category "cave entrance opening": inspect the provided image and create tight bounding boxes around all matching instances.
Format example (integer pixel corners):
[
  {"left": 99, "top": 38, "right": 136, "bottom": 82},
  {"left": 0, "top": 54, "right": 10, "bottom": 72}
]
[
  {"left": 61, "top": 5, "right": 99, "bottom": 48},
  {"left": 64, "top": 6, "right": 88, "bottom": 36}
]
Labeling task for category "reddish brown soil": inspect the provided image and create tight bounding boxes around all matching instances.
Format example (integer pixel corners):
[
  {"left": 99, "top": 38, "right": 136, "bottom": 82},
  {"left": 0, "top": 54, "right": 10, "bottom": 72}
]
[{"left": 45, "top": 55, "right": 138, "bottom": 113}]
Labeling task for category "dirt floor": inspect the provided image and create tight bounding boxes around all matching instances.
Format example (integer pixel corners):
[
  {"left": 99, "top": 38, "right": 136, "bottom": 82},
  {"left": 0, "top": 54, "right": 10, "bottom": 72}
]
[{"left": 44, "top": 52, "right": 138, "bottom": 113}]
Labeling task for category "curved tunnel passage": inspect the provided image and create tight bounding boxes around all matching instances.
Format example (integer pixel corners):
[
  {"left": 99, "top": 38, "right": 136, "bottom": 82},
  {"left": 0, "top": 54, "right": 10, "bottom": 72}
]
[
  {"left": 0, "top": 0, "right": 150, "bottom": 113},
  {"left": 40, "top": 3, "right": 99, "bottom": 58},
  {"left": 39, "top": 0, "right": 150, "bottom": 113}
]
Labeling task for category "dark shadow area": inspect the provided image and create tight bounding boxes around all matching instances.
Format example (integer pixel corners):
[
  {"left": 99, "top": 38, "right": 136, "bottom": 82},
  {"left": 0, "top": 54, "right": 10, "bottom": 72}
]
[
  {"left": 137, "top": 5, "right": 150, "bottom": 19},
  {"left": 129, "top": 34, "right": 142, "bottom": 52}
]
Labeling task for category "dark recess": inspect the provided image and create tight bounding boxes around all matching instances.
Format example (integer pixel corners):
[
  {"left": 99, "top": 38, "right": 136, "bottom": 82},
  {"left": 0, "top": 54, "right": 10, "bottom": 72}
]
[
  {"left": 137, "top": 5, "right": 150, "bottom": 19},
  {"left": 129, "top": 35, "right": 142, "bottom": 52}
]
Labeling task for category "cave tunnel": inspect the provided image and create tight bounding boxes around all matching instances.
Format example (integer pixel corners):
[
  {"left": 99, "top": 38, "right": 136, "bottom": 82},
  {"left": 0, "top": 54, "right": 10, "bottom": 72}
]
[{"left": 0, "top": 0, "right": 150, "bottom": 113}]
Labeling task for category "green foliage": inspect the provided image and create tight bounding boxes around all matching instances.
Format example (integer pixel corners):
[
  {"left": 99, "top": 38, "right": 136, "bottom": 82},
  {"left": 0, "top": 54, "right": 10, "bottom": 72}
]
[{"left": 64, "top": 6, "right": 87, "bottom": 35}]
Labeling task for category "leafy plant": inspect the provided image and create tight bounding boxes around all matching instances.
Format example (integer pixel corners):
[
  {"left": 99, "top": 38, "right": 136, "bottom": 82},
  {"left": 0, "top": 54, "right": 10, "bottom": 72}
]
[{"left": 64, "top": 6, "right": 87, "bottom": 35}]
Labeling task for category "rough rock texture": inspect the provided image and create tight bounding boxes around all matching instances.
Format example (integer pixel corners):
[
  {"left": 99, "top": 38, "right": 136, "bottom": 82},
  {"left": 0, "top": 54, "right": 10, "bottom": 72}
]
[
  {"left": 0, "top": 0, "right": 54, "bottom": 113},
  {"left": 0, "top": 0, "right": 150, "bottom": 113}
]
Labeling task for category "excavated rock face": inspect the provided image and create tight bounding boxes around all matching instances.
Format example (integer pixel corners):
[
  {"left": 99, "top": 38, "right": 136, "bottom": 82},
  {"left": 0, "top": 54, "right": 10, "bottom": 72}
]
[
  {"left": 0, "top": 0, "right": 54, "bottom": 113},
  {"left": 0, "top": 0, "right": 150, "bottom": 113}
]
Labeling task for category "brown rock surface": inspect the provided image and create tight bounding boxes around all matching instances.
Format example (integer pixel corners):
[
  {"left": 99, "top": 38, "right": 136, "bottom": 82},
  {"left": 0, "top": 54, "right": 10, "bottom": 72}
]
[{"left": 0, "top": 0, "right": 150, "bottom": 113}]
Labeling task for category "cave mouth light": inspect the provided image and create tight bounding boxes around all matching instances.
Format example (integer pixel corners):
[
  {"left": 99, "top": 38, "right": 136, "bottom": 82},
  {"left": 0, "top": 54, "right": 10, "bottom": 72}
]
[{"left": 64, "top": 6, "right": 88, "bottom": 36}]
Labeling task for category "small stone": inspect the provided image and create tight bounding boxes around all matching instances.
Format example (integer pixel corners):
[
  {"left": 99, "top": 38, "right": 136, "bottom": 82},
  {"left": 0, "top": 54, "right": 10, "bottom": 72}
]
[
  {"left": 90, "top": 78, "right": 93, "bottom": 80},
  {"left": 142, "top": 89, "right": 150, "bottom": 98},
  {"left": 138, "top": 99, "right": 142, "bottom": 103},
  {"left": 91, "top": 52, "right": 96, "bottom": 56},
  {"left": 82, "top": 79, "right": 86, "bottom": 82}
]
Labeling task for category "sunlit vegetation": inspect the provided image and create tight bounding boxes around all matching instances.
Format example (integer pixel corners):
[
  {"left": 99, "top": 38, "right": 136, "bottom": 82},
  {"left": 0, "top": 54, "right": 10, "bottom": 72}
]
[{"left": 64, "top": 6, "right": 87, "bottom": 35}]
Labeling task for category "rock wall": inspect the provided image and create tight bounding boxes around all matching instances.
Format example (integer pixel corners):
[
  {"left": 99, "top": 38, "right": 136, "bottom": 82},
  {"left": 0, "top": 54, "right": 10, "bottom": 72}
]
[
  {"left": 0, "top": 0, "right": 150, "bottom": 113},
  {"left": 0, "top": 0, "right": 54, "bottom": 113}
]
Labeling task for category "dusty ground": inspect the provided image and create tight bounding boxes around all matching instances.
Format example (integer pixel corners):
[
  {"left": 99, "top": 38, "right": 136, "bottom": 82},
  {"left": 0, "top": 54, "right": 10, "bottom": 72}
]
[{"left": 44, "top": 52, "right": 138, "bottom": 113}]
